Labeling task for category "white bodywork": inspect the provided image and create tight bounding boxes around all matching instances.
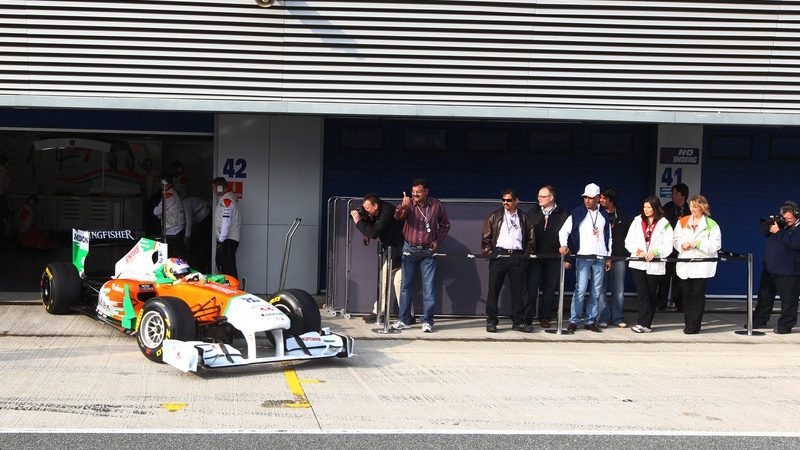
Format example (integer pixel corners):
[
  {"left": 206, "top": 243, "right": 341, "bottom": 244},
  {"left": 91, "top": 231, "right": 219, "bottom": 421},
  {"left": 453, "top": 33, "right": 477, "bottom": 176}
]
[
  {"left": 163, "top": 327, "right": 355, "bottom": 372},
  {"left": 162, "top": 293, "right": 354, "bottom": 372}
]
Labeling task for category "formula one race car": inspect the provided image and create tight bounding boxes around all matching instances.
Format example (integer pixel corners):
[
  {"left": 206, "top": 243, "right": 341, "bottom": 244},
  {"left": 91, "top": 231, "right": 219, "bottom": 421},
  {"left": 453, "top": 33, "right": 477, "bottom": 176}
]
[{"left": 40, "top": 229, "right": 354, "bottom": 372}]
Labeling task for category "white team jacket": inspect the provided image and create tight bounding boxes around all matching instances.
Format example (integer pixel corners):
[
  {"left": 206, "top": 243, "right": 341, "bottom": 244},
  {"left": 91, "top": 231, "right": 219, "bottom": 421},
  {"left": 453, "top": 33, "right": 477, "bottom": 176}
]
[{"left": 624, "top": 216, "right": 673, "bottom": 275}]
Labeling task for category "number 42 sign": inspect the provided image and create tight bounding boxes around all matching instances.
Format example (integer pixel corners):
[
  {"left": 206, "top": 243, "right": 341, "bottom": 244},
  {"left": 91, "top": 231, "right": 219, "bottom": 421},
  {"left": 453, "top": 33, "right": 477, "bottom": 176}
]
[
  {"left": 221, "top": 158, "right": 247, "bottom": 199},
  {"left": 656, "top": 147, "right": 701, "bottom": 203}
]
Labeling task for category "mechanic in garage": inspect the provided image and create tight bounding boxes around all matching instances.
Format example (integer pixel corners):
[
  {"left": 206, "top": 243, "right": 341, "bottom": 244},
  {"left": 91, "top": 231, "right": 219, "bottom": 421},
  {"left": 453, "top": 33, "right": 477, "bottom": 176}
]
[{"left": 212, "top": 177, "right": 241, "bottom": 280}]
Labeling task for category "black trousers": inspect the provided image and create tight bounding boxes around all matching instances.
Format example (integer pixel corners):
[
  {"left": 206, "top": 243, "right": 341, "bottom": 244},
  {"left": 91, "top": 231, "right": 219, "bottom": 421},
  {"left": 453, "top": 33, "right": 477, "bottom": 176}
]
[
  {"left": 525, "top": 258, "right": 561, "bottom": 323},
  {"left": 632, "top": 269, "right": 661, "bottom": 328},
  {"left": 188, "top": 217, "right": 212, "bottom": 274},
  {"left": 681, "top": 277, "right": 707, "bottom": 333},
  {"left": 775, "top": 274, "right": 800, "bottom": 332},
  {"left": 752, "top": 266, "right": 778, "bottom": 325},
  {"left": 657, "top": 250, "right": 684, "bottom": 310},
  {"left": 166, "top": 232, "right": 186, "bottom": 259},
  {"left": 216, "top": 239, "right": 239, "bottom": 279},
  {"left": 486, "top": 253, "right": 527, "bottom": 325}
]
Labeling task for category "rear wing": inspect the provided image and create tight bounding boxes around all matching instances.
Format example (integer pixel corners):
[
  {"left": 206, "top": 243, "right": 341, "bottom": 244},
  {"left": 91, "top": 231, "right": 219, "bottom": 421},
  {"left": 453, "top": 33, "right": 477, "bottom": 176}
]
[{"left": 71, "top": 229, "right": 146, "bottom": 278}]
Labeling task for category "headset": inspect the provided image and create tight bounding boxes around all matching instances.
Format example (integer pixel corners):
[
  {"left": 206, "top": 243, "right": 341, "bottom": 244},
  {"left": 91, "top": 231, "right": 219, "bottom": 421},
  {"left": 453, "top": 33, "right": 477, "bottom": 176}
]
[{"left": 781, "top": 200, "right": 800, "bottom": 217}]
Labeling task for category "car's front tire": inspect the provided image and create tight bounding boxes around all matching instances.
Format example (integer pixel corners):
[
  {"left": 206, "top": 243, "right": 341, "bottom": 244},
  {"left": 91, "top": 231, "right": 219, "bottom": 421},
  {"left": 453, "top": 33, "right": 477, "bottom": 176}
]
[
  {"left": 137, "top": 296, "right": 196, "bottom": 363},
  {"left": 41, "top": 262, "right": 81, "bottom": 315},
  {"left": 270, "top": 289, "right": 321, "bottom": 337}
]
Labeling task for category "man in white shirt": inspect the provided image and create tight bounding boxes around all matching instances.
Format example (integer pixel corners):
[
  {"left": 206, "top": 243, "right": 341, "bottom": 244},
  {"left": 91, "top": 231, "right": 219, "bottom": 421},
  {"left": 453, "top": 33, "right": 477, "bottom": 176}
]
[
  {"left": 153, "top": 176, "right": 186, "bottom": 258},
  {"left": 558, "top": 183, "right": 612, "bottom": 332},
  {"left": 481, "top": 189, "right": 536, "bottom": 333},
  {"left": 212, "top": 177, "right": 241, "bottom": 279}
]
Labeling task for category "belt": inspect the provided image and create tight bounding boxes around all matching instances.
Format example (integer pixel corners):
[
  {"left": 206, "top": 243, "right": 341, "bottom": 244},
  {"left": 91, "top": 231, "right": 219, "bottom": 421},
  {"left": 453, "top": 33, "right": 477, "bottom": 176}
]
[
  {"left": 407, "top": 242, "right": 430, "bottom": 250},
  {"left": 497, "top": 248, "right": 523, "bottom": 254}
]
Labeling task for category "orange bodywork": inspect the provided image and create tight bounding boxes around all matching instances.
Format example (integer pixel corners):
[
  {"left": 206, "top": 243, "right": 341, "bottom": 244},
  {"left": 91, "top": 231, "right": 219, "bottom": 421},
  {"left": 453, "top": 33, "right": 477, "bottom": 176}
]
[{"left": 97, "top": 275, "right": 244, "bottom": 327}]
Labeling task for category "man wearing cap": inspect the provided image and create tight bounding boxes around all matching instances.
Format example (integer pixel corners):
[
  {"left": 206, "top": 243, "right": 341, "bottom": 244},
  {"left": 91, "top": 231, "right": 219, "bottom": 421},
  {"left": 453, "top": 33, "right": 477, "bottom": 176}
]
[
  {"left": 153, "top": 175, "right": 186, "bottom": 258},
  {"left": 558, "top": 183, "right": 613, "bottom": 332},
  {"left": 752, "top": 200, "right": 800, "bottom": 334},
  {"left": 481, "top": 189, "right": 536, "bottom": 333}
]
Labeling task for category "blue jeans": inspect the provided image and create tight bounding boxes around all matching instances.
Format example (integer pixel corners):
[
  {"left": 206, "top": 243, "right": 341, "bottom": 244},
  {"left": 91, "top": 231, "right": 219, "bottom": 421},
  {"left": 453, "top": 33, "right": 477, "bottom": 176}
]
[
  {"left": 599, "top": 259, "right": 626, "bottom": 325},
  {"left": 399, "top": 242, "right": 438, "bottom": 325},
  {"left": 569, "top": 258, "right": 604, "bottom": 325}
]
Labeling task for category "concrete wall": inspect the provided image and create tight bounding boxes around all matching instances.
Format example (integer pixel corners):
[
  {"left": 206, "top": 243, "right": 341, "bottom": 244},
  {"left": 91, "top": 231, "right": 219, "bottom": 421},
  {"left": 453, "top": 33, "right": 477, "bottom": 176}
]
[{"left": 215, "top": 114, "right": 322, "bottom": 295}]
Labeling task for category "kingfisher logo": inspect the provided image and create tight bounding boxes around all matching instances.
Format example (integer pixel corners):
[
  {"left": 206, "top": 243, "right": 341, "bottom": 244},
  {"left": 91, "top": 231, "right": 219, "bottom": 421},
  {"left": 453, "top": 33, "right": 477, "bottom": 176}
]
[{"left": 89, "top": 230, "right": 136, "bottom": 240}]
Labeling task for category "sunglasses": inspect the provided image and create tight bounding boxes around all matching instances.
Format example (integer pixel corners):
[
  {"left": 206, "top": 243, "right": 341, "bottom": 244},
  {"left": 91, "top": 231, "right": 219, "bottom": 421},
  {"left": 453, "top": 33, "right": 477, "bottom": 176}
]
[{"left": 501, "top": 198, "right": 515, "bottom": 203}]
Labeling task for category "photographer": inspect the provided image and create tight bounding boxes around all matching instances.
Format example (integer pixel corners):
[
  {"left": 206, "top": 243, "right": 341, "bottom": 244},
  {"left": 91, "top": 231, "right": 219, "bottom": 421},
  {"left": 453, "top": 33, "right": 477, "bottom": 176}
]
[
  {"left": 752, "top": 200, "right": 800, "bottom": 334},
  {"left": 351, "top": 193, "right": 404, "bottom": 323}
]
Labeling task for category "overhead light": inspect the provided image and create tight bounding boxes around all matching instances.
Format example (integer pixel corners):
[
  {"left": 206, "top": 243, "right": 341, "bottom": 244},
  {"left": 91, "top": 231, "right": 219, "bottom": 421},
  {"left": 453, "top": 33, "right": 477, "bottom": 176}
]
[{"left": 255, "top": 0, "right": 275, "bottom": 7}]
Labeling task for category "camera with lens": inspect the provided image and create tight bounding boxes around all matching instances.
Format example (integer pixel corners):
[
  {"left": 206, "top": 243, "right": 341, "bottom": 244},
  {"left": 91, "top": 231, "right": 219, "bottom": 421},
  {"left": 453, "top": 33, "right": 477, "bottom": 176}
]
[
  {"left": 760, "top": 214, "right": 786, "bottom": 234},
  {"left": 350, "top": 206, "right": 368, "bottom": 219}
]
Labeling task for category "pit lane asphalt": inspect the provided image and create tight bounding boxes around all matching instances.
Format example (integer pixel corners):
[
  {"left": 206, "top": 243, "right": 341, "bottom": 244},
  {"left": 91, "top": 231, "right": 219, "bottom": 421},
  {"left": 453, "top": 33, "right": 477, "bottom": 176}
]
[{"left": 1, "top": 293, "right": 799, "bottom": 449}]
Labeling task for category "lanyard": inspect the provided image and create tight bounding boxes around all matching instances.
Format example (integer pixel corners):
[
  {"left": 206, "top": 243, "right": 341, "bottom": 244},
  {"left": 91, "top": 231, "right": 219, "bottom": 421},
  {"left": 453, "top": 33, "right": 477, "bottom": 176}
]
[
  {"left": 641, "top": 219, "right": 656, "bottom": 250},
  {"left": 542, "top": 204, "right": 555, "bottom": 230},
  {"left": 504, "top": 210, "right": 519, "bottom": 235},
  {"left": 415, "top": 203, "right": 431, "bottom": 233}
]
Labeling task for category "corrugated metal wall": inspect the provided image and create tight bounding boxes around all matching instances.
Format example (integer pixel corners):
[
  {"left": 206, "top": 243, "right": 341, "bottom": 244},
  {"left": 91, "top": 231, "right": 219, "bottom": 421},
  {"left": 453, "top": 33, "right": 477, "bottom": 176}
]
[{"left": 2, "top": 0, "right": 798, "bottom": 114}]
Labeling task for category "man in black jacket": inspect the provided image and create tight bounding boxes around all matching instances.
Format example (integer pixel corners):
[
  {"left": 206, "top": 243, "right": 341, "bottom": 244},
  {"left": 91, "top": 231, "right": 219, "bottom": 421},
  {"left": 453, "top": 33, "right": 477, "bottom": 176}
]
[
  {"left": 598, "top": 187, "right": 632, "bottom": 328},
  {"left": 751, "top": 200, "right": 800, "bottom": 333},
  {"left": 481, "top": 189, "right": 536, "bottom": 333},
  {"left": 659, "top": 182, "right": 690, "bottom": 311},
  {"left": 352, "top": 193, "right": 405, "bottom": 323},
  {"left": 525, "top": 185, "right": 568, "bottom": 328}
]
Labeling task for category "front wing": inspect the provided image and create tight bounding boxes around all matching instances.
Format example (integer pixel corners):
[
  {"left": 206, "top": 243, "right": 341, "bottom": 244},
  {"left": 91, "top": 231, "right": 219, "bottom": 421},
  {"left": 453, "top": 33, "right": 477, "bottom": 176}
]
[{"left": 162, "top": 328, "right": 355, "bottom": 372}]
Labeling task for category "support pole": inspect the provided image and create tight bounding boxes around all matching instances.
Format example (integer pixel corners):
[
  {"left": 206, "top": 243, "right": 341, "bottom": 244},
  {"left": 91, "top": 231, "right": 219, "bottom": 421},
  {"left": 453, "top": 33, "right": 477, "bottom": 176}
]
[
  {"left": 736, "top": 252, "right": 764, "bottom": 336},
  {"left": 374, "top": 245, "right": 399, "bottom": 334},
  {"left": 545, "top": 254, "right": 568, "bottom": 335}
]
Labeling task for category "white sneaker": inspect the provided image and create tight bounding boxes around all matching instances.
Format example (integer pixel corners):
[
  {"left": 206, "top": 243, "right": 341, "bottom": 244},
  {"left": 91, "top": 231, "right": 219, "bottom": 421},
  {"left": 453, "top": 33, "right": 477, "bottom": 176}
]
[
  {"left": 391, "top": 321, "right": 410, "bottom": 330},
  {"left": 421, "top": 322, "right": 433, "bottom": 333},
  {"left": 598, "top": 322, "right": 608, "bottom": 328},
  {"left": 631, "top": 324, "right": 651, "bottom": 333},
  {"left": 617, "top": 322, "right": 628, "bottom": 328}
]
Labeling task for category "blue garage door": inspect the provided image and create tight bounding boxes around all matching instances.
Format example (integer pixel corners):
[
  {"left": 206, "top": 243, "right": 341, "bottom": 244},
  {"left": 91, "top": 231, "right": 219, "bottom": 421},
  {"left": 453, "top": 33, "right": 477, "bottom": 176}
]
[
  {"left": 702, "top": 126, "right": 800, "bottom": 296},
  {"left": 321, "top": 118, "right": 658, "bottom": 292}
]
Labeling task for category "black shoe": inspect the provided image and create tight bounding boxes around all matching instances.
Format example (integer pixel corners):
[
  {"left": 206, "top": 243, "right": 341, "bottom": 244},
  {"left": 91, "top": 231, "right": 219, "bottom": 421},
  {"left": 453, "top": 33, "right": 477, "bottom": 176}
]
[
  {"left": 742, "top": 322, "right": 769, "bottom": 329},
  {"left": 410, "top": 316, "right": 418, "bottom": 325},
  {"left": 486, "top": 323, "right": 497, "bottom": 333},
  {"left": 774, "top": 328, "right": 792, "bottom": 334},
  {"left": 363, "top": 313, "right": 377, "bottom": 323},
  {"left": 511, "top": 323, "right": 534, "bottom": 333},
  {"left": 566, "top": 322, "right": 577, "bottom": 332},
  {"left": 584, "top": 324, "right": 602, "bottom": 333},
  {"left": 683, "top": 328, "right": 699, "bottom": 334}
]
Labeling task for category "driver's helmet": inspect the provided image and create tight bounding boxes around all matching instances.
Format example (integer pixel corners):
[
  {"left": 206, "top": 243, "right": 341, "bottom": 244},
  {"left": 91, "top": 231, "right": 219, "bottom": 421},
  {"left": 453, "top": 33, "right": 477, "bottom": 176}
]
[{"left": 164, "top": 257, "right": 191, "bottom": 280}]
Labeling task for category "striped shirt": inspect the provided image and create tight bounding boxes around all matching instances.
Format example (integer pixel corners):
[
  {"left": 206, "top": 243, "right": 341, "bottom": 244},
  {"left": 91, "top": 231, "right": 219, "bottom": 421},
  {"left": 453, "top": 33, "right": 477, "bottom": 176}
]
[{"left": 395, "top": 196, "right": 450, "bottom": 247}]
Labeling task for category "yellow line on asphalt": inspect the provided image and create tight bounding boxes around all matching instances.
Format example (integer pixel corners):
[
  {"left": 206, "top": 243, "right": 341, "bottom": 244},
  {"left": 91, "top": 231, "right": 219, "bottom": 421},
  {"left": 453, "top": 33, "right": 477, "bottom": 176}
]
[{"left": 281, "top": 362, "right": 310, "bottom": 408}]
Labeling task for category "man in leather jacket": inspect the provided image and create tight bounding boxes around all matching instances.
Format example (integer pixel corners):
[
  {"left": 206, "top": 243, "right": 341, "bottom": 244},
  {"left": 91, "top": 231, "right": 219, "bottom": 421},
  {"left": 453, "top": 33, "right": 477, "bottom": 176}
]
[{"left": 481, "top": 189, "right": 536, "bottom": 333}]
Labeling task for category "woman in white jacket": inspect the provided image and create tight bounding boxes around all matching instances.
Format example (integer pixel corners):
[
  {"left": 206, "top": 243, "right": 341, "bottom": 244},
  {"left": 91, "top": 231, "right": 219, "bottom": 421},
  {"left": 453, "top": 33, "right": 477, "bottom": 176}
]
[
  {"left": 625, "top": 196, "right": 674, "bottom": 333},
  {"left": 674, "top": 195, "right": 722, "bottom": 334}
]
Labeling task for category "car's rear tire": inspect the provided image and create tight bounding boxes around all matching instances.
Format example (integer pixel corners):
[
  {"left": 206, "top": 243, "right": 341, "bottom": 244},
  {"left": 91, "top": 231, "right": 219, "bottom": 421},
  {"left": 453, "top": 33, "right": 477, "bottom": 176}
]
[
  {"left": 270, "top": 289, "right": 321, "bottom": 337},
  {"left": 137, "top": 296, "right": 196, "bottom": 363},
  {"left": 41, "top": 262, "right": 81, "bottom": 315}
]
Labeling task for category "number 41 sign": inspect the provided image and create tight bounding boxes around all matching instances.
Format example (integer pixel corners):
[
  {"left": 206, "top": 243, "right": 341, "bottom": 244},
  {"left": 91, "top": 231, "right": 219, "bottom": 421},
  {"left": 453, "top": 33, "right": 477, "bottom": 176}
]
[{"left": 656, "top": 147, "right": 701, "bottom": 204}]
